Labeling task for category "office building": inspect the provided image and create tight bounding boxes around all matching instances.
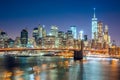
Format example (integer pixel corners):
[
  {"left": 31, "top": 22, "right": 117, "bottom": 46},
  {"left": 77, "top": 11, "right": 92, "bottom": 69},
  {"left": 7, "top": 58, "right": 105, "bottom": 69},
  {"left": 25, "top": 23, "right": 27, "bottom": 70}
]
[
  {"left": 38, "top": 25, "right": 43, "bottom": 38},
  {"left": 66, "top": 30, "right": 74, "bottom": 48},
  {"left": 58, "top": 31, "right": 64, "bottom": 38},
  {"left": 97, "top": 21, "right": 103, "bottom": 43},
  {"left": 79, "top": 30, "right": 84, "bottom": 40},
  {"left": 7, "top": 38, "right": 14, "bottom": 48},
  {"left": 43, "top": 35, "right": 55, "bottom": 48},
  {"left": 0, "top": 31, "right": 8, "bottom": 48},
  {"left": 92, "top": 8, "right": 98, "bottom": 39},
  {"left": 70, "top": 26, "right": 77, "bottom": 39},
  {"left": 50, "top": 25, "right": 58, "bottom": 37},
  {"left": 14, "top": 37, "right": 21, "bottom": 47},
  {"left": 33, "top": 27, "right": 39, "bottom": 41},
  {"left": 20, "top": 29, "right": 28, "bottom": 47},
  {"left": 38, "top": 25, "right": 46, "bottom": 38}
]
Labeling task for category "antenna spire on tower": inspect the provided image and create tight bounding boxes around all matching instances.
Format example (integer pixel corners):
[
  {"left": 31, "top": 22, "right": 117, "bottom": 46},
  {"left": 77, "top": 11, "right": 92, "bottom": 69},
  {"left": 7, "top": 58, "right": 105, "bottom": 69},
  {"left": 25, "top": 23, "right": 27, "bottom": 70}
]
[{"left": 93, "top": 8, "right": 96, "bottom": 18}]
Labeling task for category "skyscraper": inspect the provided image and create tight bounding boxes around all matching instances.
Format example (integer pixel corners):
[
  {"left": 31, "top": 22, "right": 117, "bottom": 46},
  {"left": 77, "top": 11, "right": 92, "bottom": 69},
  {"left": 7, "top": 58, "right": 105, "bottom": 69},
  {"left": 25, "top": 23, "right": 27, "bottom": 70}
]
[
  {"left": 97, "top": 21, "right": 103, "bottom": 43},
  {"left": 50, "top": 25, "right": 58, "bottom": 37},
  {"left": 104, "top": 25, "right": 111, "bottom": 45},
  {"left": 58, "top": 31, "right": 64, "bottom": 38},
  {"left": 33, "top": 27, "right": 38, "bottom": 41},
  {"left": 70, "top": 26, "right": 77, "bottom": 39},
  {"left": 0, "top": 31, "right": 8, "bottom": 48},
  {"left": 20, "top": 29, "right": 28, "bottom": 47},
  {"left": 37, "top": 25, "right": 46, "bottom": 38},
  {"left": 92, "top": 8, "right": 98, "bottom": 39},
  {"left": 79, "top": 30, "right": 84, "bottom": 40},
  {"left": 66, "top": 30, "right": 73, "bottom": 39},
  {"left": 38, "top": 25, "right": 43, "bottom": 38}
]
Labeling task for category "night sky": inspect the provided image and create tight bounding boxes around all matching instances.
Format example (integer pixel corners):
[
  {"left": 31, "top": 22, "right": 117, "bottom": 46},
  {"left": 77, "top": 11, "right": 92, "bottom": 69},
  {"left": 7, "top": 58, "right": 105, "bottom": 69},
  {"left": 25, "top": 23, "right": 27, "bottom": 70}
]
[{"left": 0, "top": 0, "right": 120, "bottom": 45}]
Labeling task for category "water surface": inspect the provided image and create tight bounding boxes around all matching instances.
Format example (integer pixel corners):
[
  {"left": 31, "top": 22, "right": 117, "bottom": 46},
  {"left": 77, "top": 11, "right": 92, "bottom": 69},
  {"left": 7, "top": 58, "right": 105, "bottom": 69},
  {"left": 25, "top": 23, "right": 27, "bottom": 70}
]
[{"left": 0, "top": 56, "right": 120, "bottom": 80}]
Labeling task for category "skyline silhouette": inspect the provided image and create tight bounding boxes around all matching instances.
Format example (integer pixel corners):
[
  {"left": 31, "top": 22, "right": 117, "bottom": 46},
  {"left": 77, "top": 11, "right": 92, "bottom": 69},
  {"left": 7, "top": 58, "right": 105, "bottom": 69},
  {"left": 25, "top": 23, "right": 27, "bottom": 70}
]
[{"left": 0, "top": 0, "right": 120, "bottom": 45}]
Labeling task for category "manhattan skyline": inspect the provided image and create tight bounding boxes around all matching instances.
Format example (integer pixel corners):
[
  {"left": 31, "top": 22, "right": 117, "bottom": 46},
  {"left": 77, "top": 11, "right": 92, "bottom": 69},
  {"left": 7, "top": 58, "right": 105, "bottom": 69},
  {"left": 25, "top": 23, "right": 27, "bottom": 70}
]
[{"left": 0, "top": 0, "right": 120, "bottom": 45}]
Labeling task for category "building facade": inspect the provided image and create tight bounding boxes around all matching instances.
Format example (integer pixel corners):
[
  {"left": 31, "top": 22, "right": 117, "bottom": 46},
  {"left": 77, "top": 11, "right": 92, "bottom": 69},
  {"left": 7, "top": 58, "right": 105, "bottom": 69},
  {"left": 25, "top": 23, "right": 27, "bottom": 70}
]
[
  {"left": 0, "top": 31, "right": 8, "bottom": 48},
  {"left": 50, "top": 25, "right": 58, "bottom": 37},
  {"left": 92, "top": 8, "right": 98, "bottom": 39},
  {"left": 20, "top": 29, "right": 28, "bottom": 47},
  {"left": 70, "top": 26, "right": 77, "bottom": 39}
]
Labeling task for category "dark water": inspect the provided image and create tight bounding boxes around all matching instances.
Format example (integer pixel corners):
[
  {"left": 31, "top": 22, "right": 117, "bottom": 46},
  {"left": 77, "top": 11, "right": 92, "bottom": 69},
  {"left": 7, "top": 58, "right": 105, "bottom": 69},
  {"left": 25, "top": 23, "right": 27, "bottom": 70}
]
[{"left": 0, "top": 56, "right": 120, "bottom": 80}]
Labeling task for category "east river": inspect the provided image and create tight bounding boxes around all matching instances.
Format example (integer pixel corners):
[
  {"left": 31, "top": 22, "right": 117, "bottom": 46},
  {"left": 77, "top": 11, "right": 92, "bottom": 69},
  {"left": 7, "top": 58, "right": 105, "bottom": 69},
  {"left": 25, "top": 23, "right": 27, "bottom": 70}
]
[{"left": 0, "top": 55, "right": 120, "bottom": 80}]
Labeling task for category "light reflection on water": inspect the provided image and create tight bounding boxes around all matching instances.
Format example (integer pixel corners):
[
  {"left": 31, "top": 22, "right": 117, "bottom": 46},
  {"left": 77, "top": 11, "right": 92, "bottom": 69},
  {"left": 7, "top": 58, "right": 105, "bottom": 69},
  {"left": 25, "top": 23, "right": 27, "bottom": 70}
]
[{"left": 0, "top": 56, "right": 120, "bottom": 80}]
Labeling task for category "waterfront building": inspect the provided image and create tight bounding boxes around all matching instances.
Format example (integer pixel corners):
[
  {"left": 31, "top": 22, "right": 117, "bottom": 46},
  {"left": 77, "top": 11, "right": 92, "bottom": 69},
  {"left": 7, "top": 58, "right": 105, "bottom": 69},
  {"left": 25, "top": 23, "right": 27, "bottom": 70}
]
[
  {"left": 70, "top": 26, "right": 77, "bottom": 39},
  {"left": 20, "top": 29, "right": 28, "bottom": 47}
]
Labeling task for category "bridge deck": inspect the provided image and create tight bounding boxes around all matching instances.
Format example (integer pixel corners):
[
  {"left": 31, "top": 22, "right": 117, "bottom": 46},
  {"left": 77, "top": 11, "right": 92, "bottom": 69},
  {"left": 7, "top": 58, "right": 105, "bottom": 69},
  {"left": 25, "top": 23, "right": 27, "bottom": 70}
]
[{"left": 0, "top": 48, "right": 81, "bottom": 52}]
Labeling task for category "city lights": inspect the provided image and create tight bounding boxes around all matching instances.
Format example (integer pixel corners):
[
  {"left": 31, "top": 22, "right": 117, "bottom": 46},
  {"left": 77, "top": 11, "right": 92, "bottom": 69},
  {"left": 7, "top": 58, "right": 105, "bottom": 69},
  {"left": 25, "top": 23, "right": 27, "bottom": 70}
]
[{"left": 0, "top": 9, "right": 119, "bottom": 58}]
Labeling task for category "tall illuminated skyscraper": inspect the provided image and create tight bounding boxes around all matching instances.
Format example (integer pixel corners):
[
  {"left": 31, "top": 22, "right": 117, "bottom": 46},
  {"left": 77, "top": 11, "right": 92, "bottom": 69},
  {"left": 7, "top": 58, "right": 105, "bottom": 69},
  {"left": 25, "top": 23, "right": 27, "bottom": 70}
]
[
  {"left": 70, "top": 26, "right": 77, "bottom": 39},
  {"left": 50, "top": 25, "right": 58, "bottom": 37},
  {"left": 79, "top": 30, "right": 84, "bottom": 40},
  {"left": 92, "top": 8, "right": 98, "bottom": 39},
  {"left": 97, "top": 21, "right": 103, "bottom": 42},
  {"left": 38, "top": 25, "right": 43, "bottom": 38},
  {"left": 104, "top": 25, "right": 111, "bottom": 44}
]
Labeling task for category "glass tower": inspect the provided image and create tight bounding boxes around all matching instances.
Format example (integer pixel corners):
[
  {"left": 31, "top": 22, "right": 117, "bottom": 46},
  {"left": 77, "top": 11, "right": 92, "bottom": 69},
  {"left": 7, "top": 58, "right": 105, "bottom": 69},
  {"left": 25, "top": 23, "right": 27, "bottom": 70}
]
[
  {"left": 20, "top": 29, "right": 28, "bottom": 47},
  {"left": 70, "top": 26, "right": 77, "bottom": 39},
  {"left": 92, "top": 8, "right": 98, "bottom": 39},
  {"left": 50, "top": 26, "right": 58, "bottom": 37}
]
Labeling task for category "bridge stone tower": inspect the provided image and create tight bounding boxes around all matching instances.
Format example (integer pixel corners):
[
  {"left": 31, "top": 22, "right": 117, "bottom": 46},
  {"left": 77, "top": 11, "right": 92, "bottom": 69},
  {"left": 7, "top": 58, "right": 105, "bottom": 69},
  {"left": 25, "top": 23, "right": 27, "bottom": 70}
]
[{"left": 74, "top": 40, "right": 84, "bottom": 60}]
